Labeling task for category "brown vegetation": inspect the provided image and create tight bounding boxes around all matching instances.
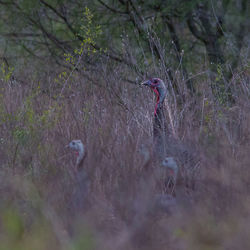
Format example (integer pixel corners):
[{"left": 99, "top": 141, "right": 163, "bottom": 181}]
[{"left": 0, "top": 62, "right": 250, "bottom": 249}]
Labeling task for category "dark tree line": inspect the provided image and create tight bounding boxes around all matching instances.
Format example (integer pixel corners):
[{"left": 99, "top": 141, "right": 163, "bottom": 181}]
[{"left": 0, "top": 0, "right": 249, "bottom": 102}]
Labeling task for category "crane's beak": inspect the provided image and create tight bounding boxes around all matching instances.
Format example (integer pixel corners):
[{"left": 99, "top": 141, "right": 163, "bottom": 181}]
[{"left": 141, "top": 80, "right": 151, "bottom": 86}]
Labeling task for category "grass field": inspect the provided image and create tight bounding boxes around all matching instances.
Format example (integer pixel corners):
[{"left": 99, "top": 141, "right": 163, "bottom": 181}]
[{"left": 0, "top": 65, "right": 250, "bottom": 249}]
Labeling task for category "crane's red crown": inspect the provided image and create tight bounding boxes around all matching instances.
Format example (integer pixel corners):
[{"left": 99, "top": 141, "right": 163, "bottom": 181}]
[
  {"left": 141, "top": 77, "right": 167, "bottom": 114},
  {"left": 142, "top": 78, "right": 161, "bottom": 88}
]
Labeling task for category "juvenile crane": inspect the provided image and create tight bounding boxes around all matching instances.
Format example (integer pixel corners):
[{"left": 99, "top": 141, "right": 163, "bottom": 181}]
[
  {"left": 162, "top": 157, "right": 179, "bottom": 194},
  {"left": 67, "top": 139, "right": 86, "bottom": 169},
  {"left": 66, "top": 139, "right": 89, "bottom": 211}
]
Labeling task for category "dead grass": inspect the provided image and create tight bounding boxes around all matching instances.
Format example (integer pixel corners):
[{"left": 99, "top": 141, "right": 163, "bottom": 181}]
[{"left": 0, "top": 67, "right": 250, "bottom": 250}]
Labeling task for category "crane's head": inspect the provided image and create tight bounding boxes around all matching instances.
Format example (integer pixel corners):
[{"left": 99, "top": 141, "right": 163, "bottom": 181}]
[
  {"left": 162, "top": 157, "right": 178, "bottom": 178},
  {"left": 68, "top": 140, "right": 83, "bottom": 151},
  {"left": 67, "top": 139, "right": 86, "bottom": 167},
  {"left": 162, "top": 157, "right": 178, "bottom": 194},
  {"left": 141, "top": 78, "right": 167, "bottom": 112}
]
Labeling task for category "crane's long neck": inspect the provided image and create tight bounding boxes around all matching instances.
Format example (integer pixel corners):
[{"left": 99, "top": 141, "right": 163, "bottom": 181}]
[
  {"left": 154, "top": 105, "right": 166, "bottom": 136},
  {"left": 76, "top": 144, "right": 85, "bottom": 168},
  {"left": 153, "top": 89, "right": 167, "bottom": 160}
]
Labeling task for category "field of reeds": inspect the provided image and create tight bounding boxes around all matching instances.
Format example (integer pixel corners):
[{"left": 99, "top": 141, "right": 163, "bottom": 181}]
[{"left": 0, "top": 58, "right": 250, "bottom": 250}]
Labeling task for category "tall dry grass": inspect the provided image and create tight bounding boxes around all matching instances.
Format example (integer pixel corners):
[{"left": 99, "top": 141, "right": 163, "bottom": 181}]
[{"left": 0, "top": 64, "right": 250, "bottom": 250}]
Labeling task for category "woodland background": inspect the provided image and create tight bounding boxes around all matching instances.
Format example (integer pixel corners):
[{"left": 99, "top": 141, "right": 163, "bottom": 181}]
[{"left": 0, "top": 0, "right": 250, "bottom": 249}]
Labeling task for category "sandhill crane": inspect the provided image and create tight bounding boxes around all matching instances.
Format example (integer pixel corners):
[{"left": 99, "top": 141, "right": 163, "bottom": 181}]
[
  {"left": 141, "top": 78, "right": 168, "bottom": 160},
  {"left": 141, "top": 78, "right": 177, "bottom": 191},
  {"left": 66, "top": 139, "right": 89, "bottom": 212},
  {"left": 141, "top": 78, "right": 199, "bottom": 193}
]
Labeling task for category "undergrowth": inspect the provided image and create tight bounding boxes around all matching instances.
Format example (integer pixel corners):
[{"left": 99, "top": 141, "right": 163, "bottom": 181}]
[{"left": 0, "top": 61, "right": 250, "bottom": 249}]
